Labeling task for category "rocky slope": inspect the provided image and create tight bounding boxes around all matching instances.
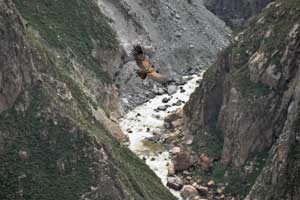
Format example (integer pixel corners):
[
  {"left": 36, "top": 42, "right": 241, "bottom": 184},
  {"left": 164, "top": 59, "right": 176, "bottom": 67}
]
[
  {"left": 203, "top": 0, "right": 272, "bottom": 27},
  {"left": 0, "top": 1, "right": 177, "bottom": 199},
  {"left": 97, "top": 0, "right": 230, "bottom": 111},
  {"left": 184, "top": 0, "right": 300, "bottom": 198}
]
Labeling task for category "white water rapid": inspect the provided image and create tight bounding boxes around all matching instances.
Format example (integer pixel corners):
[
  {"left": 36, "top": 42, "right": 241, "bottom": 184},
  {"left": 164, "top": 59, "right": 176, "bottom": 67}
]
[{"left": 120, "top": 71, "right": 204, "bottom": 199}]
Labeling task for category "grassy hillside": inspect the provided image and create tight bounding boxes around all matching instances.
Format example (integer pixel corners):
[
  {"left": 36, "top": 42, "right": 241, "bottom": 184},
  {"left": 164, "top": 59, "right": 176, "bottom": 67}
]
[
  {"left": 0, "top": 1, "right": 176, "bottom": 199},
  {"left": 14, "top": 0, "right": 118, "bottom": 82}
]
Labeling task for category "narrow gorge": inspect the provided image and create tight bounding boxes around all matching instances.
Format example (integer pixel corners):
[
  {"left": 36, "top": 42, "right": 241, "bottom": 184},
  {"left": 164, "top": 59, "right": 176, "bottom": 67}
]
[{"left": 0, "top": 0, "right": 299, "bottom": 200}]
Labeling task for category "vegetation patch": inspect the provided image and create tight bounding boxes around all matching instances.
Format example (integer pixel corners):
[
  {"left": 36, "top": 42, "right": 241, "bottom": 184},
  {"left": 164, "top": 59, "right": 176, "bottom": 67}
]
[
  {"left": 14, "top": 0, "right": 118, "bottom": 83},
  {"left": 230, "top": 65, "right": 270, "bottom": 98},
  {"left": 89, "top": 124, "right": 177, "bottom": 200},
  {"left": 192, "top": 126, "right": 223, "bottom": 159},
  {"left": 203, "top": 64, "right": 217, "bottom": 80},
  {"left": 191, "top": 152, "right": 268, "bottom": 199},
  {"left": 0, "top": 86, "right": 94, "bottom": 200},
  {"left": 287, "top": 141, "right": 300, "bottom": 197}
]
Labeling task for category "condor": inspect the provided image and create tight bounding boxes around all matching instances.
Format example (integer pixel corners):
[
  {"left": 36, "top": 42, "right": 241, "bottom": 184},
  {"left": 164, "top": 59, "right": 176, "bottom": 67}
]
[{"left": 131, "top": 45, "right": 168, "bottom": 84}]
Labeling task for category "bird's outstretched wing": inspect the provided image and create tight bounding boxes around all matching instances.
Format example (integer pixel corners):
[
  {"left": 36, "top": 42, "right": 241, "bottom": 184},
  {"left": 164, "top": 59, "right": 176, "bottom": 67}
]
[{"left": 147, "top": 70, "right": 168, "bottom": 83}]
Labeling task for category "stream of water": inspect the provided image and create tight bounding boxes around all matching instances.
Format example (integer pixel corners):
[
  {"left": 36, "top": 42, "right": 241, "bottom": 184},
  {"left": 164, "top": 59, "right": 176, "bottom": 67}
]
[{"left": 120, "top": 72, "right": 204, "bottom": 199}]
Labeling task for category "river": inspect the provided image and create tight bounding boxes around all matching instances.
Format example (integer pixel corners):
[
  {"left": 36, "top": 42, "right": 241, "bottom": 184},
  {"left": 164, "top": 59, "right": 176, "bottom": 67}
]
[{"left": 120, "top": 71, "right": 204, "bottom": 199}]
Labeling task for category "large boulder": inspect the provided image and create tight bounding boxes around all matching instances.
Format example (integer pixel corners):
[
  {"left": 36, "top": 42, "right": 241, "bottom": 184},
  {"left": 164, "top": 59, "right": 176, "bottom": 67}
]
[
  {"left": 173, "top": 150, "right": 193, "bottom": 171},
  {"left": 167, "top": 176, "right": 184, "bottom": 191},
  {"left": 198, "top": 154, "right": 213, "bottom": 172},
  {"left": 180, "top": 185, "right": 199, "bottom": 200},
  {"left": 167, "top": 163, "right": 176, "bottom": 176},
  {"left": 164, "top": 109, "right": 184, "bottom": 129}
]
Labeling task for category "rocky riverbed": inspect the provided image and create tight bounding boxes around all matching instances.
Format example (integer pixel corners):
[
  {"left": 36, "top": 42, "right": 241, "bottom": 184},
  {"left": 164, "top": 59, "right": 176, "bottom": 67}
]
[{"left": 120, "top": 72, "right": 204, "bottom": 199}]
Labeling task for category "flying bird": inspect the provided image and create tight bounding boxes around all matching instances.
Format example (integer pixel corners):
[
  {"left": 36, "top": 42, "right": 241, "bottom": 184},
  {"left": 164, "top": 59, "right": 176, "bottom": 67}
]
[{"left": 131, "top": 45, "right": 168, "bottom": 84}]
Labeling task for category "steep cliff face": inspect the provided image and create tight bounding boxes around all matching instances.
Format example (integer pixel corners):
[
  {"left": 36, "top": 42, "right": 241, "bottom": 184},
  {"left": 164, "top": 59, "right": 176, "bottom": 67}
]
[
  {"left": 184, "top": 0, "right": 300, "bottom": 198},
  {"left": 203, "top": 0, "right": 272, "bottom": 27},
  {"left": 97, "top": 0, "right": 230, "bottom": 111},
  {"left": 0, "top": 1, "right": 176, "bottom": 199}
]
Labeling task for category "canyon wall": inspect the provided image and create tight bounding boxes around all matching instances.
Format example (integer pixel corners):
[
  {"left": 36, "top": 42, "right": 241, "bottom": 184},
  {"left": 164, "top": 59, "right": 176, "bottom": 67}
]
[
  {"left": 0, "top": 1, "right": 176, "bottom": 199},
  {"left": 184, "top": 0, "right": 300, "bottom": 198}
]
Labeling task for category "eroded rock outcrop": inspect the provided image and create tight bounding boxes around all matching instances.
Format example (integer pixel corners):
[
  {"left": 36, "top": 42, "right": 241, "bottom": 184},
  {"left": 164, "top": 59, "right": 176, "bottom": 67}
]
[{"left": 184, "top": 0, "right": 300, "bottom": 198}]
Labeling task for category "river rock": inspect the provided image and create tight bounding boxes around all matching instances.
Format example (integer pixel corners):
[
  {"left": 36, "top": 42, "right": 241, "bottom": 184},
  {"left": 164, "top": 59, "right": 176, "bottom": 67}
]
[
  {"left": 173, "top": 150, "right": 193, "bottom": 171},
  {"left": 152, "top": 114, "right": 161, "bottom": 119},
  {"left": 167, "top": 176, "right": 183, "bottom": 191},
  {"left": 217, "top": 187, "right": 225, "bottom": 194},
  {"left": 191, "top": 196, "right": 203, "bottom": 200},
  {"left": 175, "top": 77, "right": 187, "bottom": 85},
  {"left": 174, "top": 100, "right": 182, "bottom": 106},
  {"left": 157, "top": 105, "right": 167, "bottom": 111},
  {"left": 171, "top": 118, "right": 184, "bottom": 129},
  {"left": 165, "top": 112, "right": 179, "bottom": 123},
  {"left": 168, "top": 163, "right": 175, "bottom": 175},
  {"left": 152, "top": 86, "right": 165, "bottom": 95},
  {"left": 198, "top": 154, "right": 213, "bottom": 172},
  {"left": 195, "top": 185, "right": 209, "bottom": 196},
  {"left": 145, "top": 92, "right": 156, "bottom": 98},
  {"left": 183, "top": 170, "right": 192, "bottom": 176},
  {"left": 164, "top": 122, "right": 173, "bottom": 129},
  {"left": 163, "top": 131, "right": 181, "bottom": 143},
  {"left": 207, "top": 180, "right": 215, "bottom": 187},
  {"left": 180, "top": 185, "right": 199, "bottom": 200},
  {"left": 165, "top": 109, "right": 184, "bottom": 129},
  {"left": 162, "top": 97, "right": 170, "bottom": 103},
  {"left": 127, "top": 128, "right": 133, "bottom": 133},
  {"left": 184, "top": 135, "right": 194, "bottom": 145},
  {"left": 167, "top": 85, "right": 177, "bottom": 95},
  {"left": 171, "top": 146, "right": 181, "bottom": 154}
]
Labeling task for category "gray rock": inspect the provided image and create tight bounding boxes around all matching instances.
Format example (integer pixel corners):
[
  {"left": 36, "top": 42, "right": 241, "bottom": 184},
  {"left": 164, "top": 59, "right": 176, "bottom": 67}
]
[
  {"left": 173, "top": 150, "right": 193, "bottom": 171},
  {"left": 183, "top": 170, "right": 192, "bottom": 176},
  {"left": 167, "top": 176, "right": 184, "bottom": 191},
  {"left": 162, "top": 97, "right": 171, "bottom": 103},
  {"left": 153, "top": 87, "right": 165, "bottom": 95},
  {"left": 157, "top": 105, "right": 167, "bottom": 111},
  {"left": 195, "top": 185, "right": 209, "bottom": 196},
  {"left": 168, "top": 163, "right": 176, "bottom": 175},
  {"left": 180, "top": 185, "right": 199, "bottom": 200},
  {"left": 174, "top": 100, "right": 182, "bottom": 106},
  {"left": 167, "top": 85, "right": 178, "bottom": 95},
  {"left": 175, "top": 78, "right": 187, "bottom": 86}
]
